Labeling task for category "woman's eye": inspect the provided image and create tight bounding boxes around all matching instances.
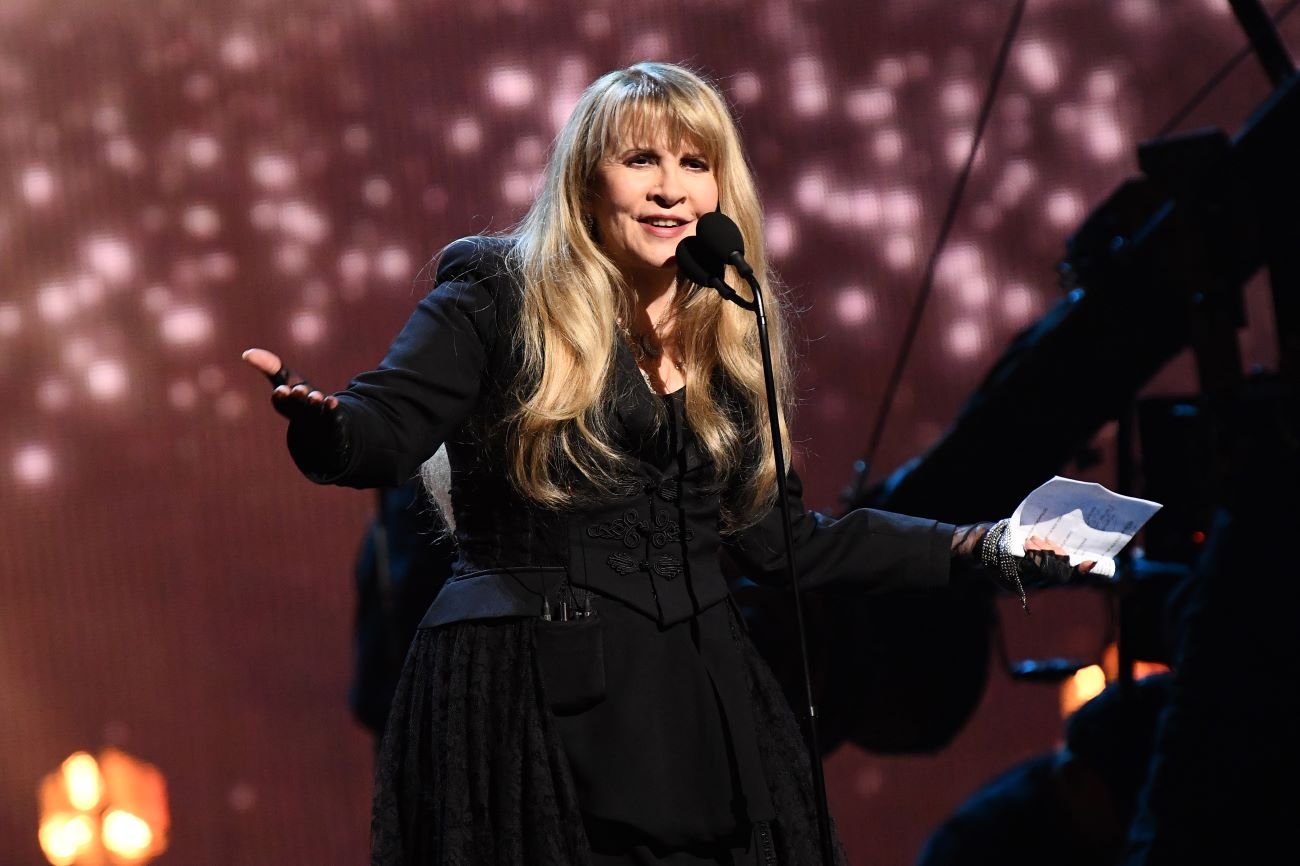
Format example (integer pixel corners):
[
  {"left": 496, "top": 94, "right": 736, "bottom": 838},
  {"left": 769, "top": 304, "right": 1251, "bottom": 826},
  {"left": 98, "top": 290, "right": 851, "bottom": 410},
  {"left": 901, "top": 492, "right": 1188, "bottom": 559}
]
[
  {"left": 626, "top": 152, "right": 654, "bottom": 166},
  {"left": 684, "top": 158, "right": 710, "bottom": 171}
]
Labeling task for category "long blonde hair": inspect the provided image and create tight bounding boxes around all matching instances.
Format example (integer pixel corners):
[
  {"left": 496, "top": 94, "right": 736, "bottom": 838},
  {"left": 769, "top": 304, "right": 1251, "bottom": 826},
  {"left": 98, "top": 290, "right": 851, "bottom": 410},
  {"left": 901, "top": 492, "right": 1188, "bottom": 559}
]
[{"left": 500, "top": 61, "right": 793, "bottom": 529}]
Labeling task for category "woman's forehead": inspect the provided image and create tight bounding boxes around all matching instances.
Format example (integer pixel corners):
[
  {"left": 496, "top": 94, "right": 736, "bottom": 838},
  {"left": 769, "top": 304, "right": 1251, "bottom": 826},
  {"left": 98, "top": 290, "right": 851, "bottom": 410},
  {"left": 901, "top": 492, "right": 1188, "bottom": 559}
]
[
  {"left": 606, "top": 134, "right": 709, "bottom": 155},
  {"left": 605, "top": 103, "right": 716, "bottom": 155},
  {"left": 604, "top": 128, "right": 713, "bottom": 161}
]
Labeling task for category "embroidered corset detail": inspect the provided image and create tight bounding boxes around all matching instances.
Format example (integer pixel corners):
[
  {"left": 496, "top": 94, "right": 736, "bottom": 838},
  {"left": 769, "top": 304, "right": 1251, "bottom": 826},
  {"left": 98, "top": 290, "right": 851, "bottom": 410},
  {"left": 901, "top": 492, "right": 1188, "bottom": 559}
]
[
  {"left": 606, "top": 552, "right": 685, "bottom": 581},
  {"left": 649, "top": 478, "right": 679, "bottom": 501},
  {"left": 586, "top": 508, "right": 694, "bottom": 550},
  {"left": 609, "top": 477, "right": 680, "bottom": 501},
  {"left": 586, "top": 509, "right": 643, "bottom": 549}
]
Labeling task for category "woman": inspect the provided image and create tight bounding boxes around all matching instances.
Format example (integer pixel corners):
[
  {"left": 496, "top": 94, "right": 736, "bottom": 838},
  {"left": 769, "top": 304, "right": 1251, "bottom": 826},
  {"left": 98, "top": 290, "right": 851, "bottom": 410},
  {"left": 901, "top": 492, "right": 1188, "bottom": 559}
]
[{"left": 244, "top": 62, "right": 1084, "bottom": 866}]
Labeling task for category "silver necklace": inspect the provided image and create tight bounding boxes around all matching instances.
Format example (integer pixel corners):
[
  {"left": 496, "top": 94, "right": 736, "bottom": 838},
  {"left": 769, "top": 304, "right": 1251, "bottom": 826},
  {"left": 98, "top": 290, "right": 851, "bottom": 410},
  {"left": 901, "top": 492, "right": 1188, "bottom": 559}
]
[{"left": 619, "top": 306, "right": 684, "bottom": 371}]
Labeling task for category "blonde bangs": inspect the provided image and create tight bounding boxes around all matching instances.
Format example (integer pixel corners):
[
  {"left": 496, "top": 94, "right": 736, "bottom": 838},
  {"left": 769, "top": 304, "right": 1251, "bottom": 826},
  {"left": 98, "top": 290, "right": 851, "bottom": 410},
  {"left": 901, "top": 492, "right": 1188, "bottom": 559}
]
[
  {"left": 493, "top": 62, "right": 793, "bottom": 529},
  {"left": 581, "top": 78, "right": 726, "bottom": 173}
]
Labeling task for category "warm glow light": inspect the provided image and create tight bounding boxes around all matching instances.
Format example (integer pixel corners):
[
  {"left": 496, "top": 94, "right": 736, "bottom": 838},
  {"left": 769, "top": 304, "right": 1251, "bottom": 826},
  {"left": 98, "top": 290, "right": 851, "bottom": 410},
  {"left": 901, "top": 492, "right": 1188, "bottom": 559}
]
[
  {"left": 1060, "top": 663, "right": 1107, "bottom": 718},
  {"left": 62, "top": 753, "right": 102, "bottom": 812},
  {"left": 846, "top": 87, "right": 894, "bottom": 123},
  {"left": 83, "top": 235, "right": 135, "bottom": 285},
  {"left": 376, "top": 245, "right": 413, "bottom": 282},
  {"left": 86, "top": 359, "right": 129, "bottom": 400},
  {"left": 14, "top": 443, "right": 56, "bottom": 486},
  {"left": 836, "top": 287, "right": 876, "bottom": 326},
  {"left": 362, "top": 177, "right": 393, "bottom": 208},
  {"left": 730, "top": 70, "right": 761, "bottom": 105},
  {"left": 102, "top": 810, "right": 153, "bottom": 859},
  {"left": 160, "top": 306, "right": 214, "bottom": 347},
  {"left": 39, "top": 813, "right": 95, "bottom": 865},
  {"left": 486, "top": 65, "right": 535, "bottom": 108},
  {"left": 765, "top": 212, "right": 796, "bottom": 259},
  {"left": 40, "top": 749, "right": 170, "bottom": 865},
  {"left": 789, "top": 55, "right": 829, "bottom": 117},
  {"left": 1133, "top": 660, "right": 1171, "bottom": 679},
  {"left": 944, "top": 320, "right": 983, "bottom": 359},
  {"left": 250, "top": 153, "right": 297, "bottom": 190},
  {"left": 883, "top": 234, "right": 917, "bottom": 270},
  {"left": 500, "top": 171, "right": 537, "bottom": 207},
  {"left": 289, "top": 311, "right": 326, "bottom": 345},
  {"left": 1016, "top": 39, "right": 1061, "bottom": 92},
  {"left": 872, "top": 129, "right": 904, "bottom": 163},
  {"left": 448, "top": 117, "right": 481, "bottom": 153},
  {"left": 0, "top": 302, "right": 21, "bottom": 335}
]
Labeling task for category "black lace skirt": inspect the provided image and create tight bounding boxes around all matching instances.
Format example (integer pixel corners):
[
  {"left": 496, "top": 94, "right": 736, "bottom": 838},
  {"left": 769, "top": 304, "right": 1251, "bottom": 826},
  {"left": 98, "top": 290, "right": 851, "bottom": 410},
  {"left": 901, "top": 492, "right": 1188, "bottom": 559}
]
[{"left": 369, "top": 615, "right": 849, "bottom": 866}]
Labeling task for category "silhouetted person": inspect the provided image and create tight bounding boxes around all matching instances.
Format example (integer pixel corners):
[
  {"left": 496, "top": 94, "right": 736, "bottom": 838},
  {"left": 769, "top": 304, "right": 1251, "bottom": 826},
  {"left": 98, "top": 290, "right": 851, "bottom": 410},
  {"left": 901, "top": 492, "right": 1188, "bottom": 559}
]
[
  {"left": 1119, "top": 375, "right": 1298, "bottom": 866},
  {"left": 915, "top": 673, "right": 1174, "bottom": 866},
  {"left": 349, "top": 480, "right": 455, "bottom": 743}
]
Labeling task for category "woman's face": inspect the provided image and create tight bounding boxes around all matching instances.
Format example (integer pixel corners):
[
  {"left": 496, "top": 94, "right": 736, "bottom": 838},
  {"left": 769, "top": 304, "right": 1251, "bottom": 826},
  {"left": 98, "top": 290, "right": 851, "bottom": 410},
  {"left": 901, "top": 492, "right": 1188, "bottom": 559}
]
[{"left": 589, "top": 137, "right": 719, "bottom": 293}]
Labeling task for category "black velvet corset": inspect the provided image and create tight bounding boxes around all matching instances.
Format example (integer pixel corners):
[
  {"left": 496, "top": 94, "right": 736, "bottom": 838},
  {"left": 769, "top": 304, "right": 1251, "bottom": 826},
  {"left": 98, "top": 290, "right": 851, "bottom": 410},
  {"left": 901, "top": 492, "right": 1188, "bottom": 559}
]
[
  {"left": 567, "top": 387, "right": 733, "bottom": 625},
  {"left": 429, "top": 372, "right": 735, "bottom": 628}
]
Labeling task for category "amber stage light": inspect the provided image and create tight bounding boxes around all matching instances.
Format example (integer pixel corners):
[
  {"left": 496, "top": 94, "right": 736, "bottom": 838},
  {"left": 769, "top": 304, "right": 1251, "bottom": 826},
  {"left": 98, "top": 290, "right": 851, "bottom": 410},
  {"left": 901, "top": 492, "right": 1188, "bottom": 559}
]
[{"left": 38, "top": 749, "right": 169, "bottom": 866}]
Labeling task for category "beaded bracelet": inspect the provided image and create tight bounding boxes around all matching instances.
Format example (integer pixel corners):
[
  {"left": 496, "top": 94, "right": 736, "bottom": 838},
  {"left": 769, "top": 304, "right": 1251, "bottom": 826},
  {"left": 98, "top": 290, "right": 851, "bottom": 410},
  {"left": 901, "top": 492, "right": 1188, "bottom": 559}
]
[{"left": 980, "top": 518, "right": 1029, "bottom": 612}]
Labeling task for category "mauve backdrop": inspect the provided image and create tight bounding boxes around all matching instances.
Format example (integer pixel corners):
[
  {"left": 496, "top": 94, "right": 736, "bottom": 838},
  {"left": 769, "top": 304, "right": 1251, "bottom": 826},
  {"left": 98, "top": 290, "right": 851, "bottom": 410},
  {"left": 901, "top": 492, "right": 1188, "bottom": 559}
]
[{"left": 1, "top": 1, "right": 1289, "bottom": 864}]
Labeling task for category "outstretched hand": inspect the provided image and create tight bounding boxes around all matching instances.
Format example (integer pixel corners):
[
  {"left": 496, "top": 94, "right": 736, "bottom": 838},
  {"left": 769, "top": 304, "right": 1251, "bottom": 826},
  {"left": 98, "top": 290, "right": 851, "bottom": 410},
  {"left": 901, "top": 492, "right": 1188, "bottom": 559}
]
[
  {"left": 964, "top": 521, "right": 1099, "bottom": 612},
  {"left": 241, "top": 347, "right": 339, "bottom": 419},
  {"left": 1022, "top": 535, "right": 1095, "bottom": 585}
]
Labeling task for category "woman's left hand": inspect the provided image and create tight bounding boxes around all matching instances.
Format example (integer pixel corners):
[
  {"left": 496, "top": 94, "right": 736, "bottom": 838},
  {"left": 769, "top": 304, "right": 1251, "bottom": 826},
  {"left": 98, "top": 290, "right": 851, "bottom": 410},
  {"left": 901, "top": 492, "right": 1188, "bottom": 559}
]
[{"left": 1020, "top": 535, "right": 1095, "bottom": 586}]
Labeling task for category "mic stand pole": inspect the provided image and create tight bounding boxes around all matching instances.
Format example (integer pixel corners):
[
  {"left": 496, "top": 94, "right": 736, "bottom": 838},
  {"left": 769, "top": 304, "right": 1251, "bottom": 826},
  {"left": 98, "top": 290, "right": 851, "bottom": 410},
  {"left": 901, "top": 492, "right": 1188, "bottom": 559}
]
[{"left": 708, "top": 266, "right": 837, "bottom": 866}]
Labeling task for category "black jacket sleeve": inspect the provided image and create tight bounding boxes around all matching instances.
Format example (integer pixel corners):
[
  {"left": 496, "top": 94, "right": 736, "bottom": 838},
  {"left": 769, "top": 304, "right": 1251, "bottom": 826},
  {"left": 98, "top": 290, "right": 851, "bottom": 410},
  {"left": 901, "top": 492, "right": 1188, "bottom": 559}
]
[
  {"left": 287, "top": 237, "right": 508, "bottom": 488},
  {"left": 722, "top": 466, "right": 954, "bottom": 594}
]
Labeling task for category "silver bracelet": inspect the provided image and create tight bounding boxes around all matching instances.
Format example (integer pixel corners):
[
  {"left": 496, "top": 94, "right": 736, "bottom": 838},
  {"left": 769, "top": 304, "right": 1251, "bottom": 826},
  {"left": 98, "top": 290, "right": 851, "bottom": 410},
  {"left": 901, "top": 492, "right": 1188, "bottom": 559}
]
[{"left": 980, "top": 518, "right": 1029, "bottom": 612}]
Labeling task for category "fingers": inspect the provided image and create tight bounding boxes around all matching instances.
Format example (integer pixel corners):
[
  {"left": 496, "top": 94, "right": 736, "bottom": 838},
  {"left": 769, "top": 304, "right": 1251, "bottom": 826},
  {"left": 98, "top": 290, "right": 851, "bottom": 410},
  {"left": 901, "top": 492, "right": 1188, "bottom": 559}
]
[
  {"left": 1024, "top": 536, "right": 1097, "bottom": 579},
  {"left": 242, "top": 348, "right": 285, "bottom": 382},
  {"left": 272, "top": 384, "right": 339, "bottom": 412},
  {"left": 244, "top": 347, "right": 338, "bottom": 414},
  {"left": 244, "top": 343, "right": 336, "bottom": 420},
  {"left": 1024, "top": 535, "right": 1067, "bottom": 555}
]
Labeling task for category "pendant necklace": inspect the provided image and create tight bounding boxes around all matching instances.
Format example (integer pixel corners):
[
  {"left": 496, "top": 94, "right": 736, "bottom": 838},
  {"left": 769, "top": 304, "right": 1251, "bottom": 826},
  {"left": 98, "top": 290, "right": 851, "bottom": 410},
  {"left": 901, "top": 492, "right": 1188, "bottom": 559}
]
[{"left": 619, "top": 307, "right": 685, "bottom": 388}]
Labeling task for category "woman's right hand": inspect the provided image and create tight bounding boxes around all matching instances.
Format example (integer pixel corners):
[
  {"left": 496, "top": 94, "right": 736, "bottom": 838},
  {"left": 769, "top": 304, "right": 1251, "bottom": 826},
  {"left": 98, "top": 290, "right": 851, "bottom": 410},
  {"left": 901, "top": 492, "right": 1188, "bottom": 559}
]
[{"left": 241, "top": 347, "right": 339, "bottom": 419}]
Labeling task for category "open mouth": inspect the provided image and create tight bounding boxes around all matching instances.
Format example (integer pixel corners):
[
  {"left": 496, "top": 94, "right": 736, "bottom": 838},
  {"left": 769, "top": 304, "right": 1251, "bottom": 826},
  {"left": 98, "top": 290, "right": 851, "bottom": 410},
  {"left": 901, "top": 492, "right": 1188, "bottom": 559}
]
[{"left": 639, "top": 217, "right": 688, "bottom": 228}]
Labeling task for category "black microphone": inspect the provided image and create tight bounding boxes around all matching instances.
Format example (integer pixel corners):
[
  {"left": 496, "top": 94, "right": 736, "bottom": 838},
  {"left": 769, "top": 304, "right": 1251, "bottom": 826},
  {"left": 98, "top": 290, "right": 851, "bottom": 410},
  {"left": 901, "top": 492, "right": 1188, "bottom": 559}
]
[
  {"left": 696, "top": 211, "right": 754, "bottom": 278},
  {"left": 691, "top": 209, "right": 840, "bottom": 866},
  {"left": 676, "top": 236, "right": 753, "bottom": 310},
  {"left": 675, "top": 235, "right": 722, "bottom": 285}
]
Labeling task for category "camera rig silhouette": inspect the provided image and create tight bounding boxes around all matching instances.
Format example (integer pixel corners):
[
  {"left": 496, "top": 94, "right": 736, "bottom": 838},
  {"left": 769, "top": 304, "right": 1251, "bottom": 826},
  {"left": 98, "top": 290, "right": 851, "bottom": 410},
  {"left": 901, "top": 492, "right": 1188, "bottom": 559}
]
[{"left": 741, "top": 0, "right": 1299, "bottom": 756}]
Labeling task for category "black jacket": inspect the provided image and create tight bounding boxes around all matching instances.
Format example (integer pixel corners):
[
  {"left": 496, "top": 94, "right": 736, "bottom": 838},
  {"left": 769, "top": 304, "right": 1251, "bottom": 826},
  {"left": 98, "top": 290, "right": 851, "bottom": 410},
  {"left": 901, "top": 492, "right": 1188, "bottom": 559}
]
[
  {"left": 286, "top": 236, "right": 956, "bottom": 844},
  {"left": 289, "top": 236, "right": 954, "bottom": 627}
]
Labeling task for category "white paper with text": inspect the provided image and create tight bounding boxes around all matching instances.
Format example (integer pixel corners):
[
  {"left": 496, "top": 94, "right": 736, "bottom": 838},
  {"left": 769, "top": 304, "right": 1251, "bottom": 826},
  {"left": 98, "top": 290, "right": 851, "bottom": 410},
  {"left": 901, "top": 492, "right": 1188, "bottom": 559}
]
[{"left": 1006, "top": 476, "right": 1163, "bottom": 578}]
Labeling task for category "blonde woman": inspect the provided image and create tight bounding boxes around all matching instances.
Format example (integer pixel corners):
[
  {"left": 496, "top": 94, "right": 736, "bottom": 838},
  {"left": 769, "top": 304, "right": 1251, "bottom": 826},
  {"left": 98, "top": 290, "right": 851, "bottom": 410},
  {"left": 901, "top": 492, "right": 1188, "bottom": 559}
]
[{"left": 244, "top": 62, "right": 1088, "bottom": 866}]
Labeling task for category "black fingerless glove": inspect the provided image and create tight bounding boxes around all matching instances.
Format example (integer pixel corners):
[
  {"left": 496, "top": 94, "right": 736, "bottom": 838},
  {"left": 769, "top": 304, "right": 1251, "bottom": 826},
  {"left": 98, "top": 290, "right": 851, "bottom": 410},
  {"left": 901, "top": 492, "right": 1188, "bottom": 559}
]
[
  {"left": 978, "top": 518, "right": 1087, "bottom": 614},
  {"left": 286, "top": 404, "right": 351, "bottom": 482},
  {"left": 1020, "top": 548, "right": 1076, "bottom": 587}
]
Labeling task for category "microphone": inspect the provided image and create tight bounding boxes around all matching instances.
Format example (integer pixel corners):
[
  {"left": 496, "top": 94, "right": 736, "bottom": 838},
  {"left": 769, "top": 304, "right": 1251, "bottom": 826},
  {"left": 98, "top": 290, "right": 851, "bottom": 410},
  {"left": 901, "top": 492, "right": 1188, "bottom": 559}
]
[
  {"left": 676, "top": 235, "right": 753, "bottom": 310},
  {"left": 688, "top": 210, "right": 839, "bottom": 866},
  {"left": 675, "top": 235, "right": 723, "bottom": 286},
  {"left": 696, "top": 211, "right": 754, "bottom": 278}
]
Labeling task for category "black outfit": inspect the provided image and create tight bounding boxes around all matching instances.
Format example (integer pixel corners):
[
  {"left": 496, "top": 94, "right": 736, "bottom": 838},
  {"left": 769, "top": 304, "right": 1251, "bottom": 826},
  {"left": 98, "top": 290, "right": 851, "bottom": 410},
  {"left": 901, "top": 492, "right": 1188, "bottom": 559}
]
[{"left": 286, "top": 237, "right": 955, "bottom": 865}]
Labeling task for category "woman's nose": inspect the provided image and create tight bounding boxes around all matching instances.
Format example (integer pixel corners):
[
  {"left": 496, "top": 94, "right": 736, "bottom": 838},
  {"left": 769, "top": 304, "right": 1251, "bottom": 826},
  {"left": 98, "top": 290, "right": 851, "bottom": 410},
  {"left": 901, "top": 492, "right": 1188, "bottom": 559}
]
[{"left": 652, "top": 166, "right": 686, "bottom": 205}]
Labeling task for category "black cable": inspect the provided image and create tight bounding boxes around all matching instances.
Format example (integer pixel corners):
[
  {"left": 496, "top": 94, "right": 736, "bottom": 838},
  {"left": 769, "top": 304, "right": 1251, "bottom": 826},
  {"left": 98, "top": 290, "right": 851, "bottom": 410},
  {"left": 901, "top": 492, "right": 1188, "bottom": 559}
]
[
  {"left": 857, "top": 0, "right": 1028, "bottom": 484},
  {"left": 1154, "top": 0, "right": 1300, "bottom": 138}
]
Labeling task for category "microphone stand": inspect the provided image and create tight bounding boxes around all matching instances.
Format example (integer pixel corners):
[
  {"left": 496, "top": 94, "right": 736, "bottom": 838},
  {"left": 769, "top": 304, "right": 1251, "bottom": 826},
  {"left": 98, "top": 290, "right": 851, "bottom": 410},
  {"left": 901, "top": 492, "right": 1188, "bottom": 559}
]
[{"left": 707, "top": 262, "right": 838, "bottom": 866}]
